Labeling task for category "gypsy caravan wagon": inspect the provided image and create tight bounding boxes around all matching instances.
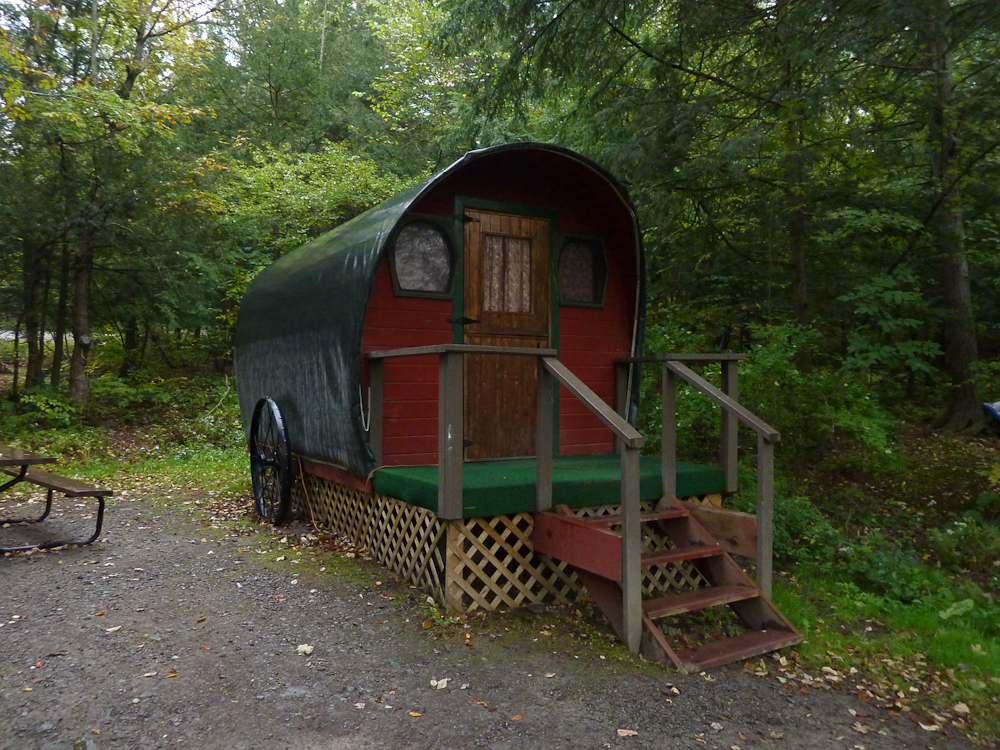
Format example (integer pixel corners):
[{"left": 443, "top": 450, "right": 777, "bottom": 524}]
[{"left": 234, "top": 143, "right": 801, "bottom": 671}]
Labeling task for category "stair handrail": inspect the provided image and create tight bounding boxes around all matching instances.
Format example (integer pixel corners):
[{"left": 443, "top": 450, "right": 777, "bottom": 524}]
[
  {"left": 666, "top": 360, "right": 779, "bottom": 598},
  {"left": 615, "top": 354, "right": 779, "bottom": 598},
  {"left": 536, "top": 356, "right": 646, "bottom": 654}
]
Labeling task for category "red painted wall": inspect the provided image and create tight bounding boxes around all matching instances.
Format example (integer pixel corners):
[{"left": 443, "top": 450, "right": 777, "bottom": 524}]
[
  {"left": 361, "top": 150, "right": 638, "bottom": 466},
  {"left": 361, "top": 256, "right": 452, "bottom": 466}
]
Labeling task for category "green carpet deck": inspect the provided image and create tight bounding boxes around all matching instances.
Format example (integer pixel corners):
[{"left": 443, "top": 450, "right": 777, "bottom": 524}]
[{"left": 371, "top": 454, "right": 725, "bottom": 518}]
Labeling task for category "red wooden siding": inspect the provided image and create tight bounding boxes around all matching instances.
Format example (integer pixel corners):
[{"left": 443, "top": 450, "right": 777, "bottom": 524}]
[
  {"left": 363, "top": 148, "right": 639, "bottom": 467},
  {"left": 361, "top": 255, "right": 452, "bottom": 467}
]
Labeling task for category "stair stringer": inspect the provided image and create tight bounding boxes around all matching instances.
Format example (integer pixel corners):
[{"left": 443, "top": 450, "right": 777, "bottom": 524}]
[
  {"left": 531, "top": 502, "right": 804, "bottom": 672},
  {"left": 653, "top": 495, "right": 799, "bottom": 634}
]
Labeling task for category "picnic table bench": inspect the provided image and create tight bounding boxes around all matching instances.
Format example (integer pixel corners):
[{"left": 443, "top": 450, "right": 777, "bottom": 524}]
[{"left": 0, "top": 444, "right": 111, "bottom": 552}]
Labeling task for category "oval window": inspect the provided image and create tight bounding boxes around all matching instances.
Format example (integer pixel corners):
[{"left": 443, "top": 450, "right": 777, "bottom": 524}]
[{"left": 392, "top": 222, "right": 452, "bottom": 296}]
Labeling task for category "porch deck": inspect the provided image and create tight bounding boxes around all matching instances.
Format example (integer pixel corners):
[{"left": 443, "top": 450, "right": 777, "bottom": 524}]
[{"left": 371, "top": 454, "right": 724, "bottom": 518}]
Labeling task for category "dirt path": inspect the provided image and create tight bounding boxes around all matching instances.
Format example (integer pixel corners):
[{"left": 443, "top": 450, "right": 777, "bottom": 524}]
[{"left": 0, "top": 493, "right": 976, "bottom": 750}]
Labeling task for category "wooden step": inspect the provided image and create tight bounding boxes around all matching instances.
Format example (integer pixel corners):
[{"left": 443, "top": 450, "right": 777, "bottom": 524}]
[
  {"left": 641, "top": 543, "right": 723, "bottom": 567},
  {"left": 643, "top": 584, "right": 759, "bottom": 620},
  {"left": 674, "top": 628, "right": 805, "bottom": 673},
  {"left": 578, "top": 508, "right": 688, "bottom": 527}
]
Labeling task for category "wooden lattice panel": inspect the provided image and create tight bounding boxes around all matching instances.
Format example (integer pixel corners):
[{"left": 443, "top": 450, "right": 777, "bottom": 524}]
[
  {"left": 444, "top": 514, "right": 582, "bottom": 612},
  {"left": 368, "top": 495, "right": 446, "bottom": 603},
  {"left": 294, "top": 471, "right": 712, "bottom": 613}
]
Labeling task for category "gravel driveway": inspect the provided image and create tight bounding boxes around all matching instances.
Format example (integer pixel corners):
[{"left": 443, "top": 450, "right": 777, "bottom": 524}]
[{"left": 0, "top": 490, "right": 976, "bottom": 750}]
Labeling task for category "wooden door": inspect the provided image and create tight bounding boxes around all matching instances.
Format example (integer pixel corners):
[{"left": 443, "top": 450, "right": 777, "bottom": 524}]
[{"left": 463, "top": 209, "right": 551, "bottom": 460}]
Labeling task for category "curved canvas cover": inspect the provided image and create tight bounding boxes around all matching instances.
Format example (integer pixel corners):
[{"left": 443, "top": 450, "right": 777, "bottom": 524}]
[{"left": 234, "top": 143, "right": 646, "bottom": 477}]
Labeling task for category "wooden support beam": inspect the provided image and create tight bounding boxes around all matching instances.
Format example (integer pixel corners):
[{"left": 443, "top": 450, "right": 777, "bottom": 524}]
[
  {"left": 437, "top": 351, "right": 464, "bottom": 520},
  {"left": 368, "top": 358, "right": 384, "bottom": 466},
  {"left": 614, "top": 361, "right": 630, "bottom": 455},
  {"left": 720, "top": 359, "right": 739, "bottom": 495},
  {"left": 535, "top": 362, "right": 554, "bottom": 512},
  {"left": 661, "top": 364, "right": 677, "bottom": 500},
  {"left": 620, "top": 446, "right": 642, "bottom": 655},
  {"left": 757, "top": 436, "right": 775, "bottom": 599}
]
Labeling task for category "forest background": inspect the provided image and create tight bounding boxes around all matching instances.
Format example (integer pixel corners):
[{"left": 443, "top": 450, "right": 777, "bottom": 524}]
[{"left": 3, "top": 0, "right": 1000, "bottom": 740}]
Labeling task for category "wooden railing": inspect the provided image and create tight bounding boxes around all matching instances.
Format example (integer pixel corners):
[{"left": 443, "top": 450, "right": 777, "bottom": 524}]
[
  {"left": 615, "top": 354, "right": 780, "bottom": 597},
  {"left": 366, "top": 346, "right": 775, "bottom": 651},
  {"left": 366, "top": 344, "right": 556, "bottom": 520},
  {"left": 536, "top": 356, "right": 646, "bottom": 653},
  {"left": 365, "top": 344, "right": 647, "bottom": 652}
]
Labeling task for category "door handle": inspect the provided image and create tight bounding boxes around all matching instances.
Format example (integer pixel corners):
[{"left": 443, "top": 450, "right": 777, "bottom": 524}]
[{"left": 446, "top": 317, "right": 480, "bottom": 326}]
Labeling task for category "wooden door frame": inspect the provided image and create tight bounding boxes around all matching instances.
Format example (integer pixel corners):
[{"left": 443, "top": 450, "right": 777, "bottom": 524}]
[{"left": 451, "top": 196, "right": 561, "bottom": 456}]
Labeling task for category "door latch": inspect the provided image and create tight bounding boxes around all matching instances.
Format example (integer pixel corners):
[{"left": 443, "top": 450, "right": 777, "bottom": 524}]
[{"left": 446, "top": 316, "right": 480, "bottom": 326}]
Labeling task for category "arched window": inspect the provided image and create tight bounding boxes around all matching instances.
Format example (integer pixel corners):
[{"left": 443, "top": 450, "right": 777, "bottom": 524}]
[{"left": 390, "top": 221, "right": 453, "bottom": 297}]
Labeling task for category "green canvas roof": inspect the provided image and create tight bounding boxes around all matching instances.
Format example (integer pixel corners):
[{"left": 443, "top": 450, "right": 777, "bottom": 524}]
[{"left": 233, "top": 142, "right": 646, "bottom": 477}]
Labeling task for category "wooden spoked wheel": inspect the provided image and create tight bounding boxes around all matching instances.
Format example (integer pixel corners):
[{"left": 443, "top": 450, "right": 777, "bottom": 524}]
[{"left": 249, "top": 397, "right": 292, "bottom": 525}]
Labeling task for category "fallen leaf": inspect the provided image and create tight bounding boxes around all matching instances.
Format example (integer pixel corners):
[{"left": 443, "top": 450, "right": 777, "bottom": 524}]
[
  {"left": 430, "top": 678, "right": 450, "bottom": 690},
  {"left": 409, "top": 712, "right": 421, "bottom": 717},
  {"left": 105, "top": 626, "right": 122, "bottom": 633},
  {"left": 95, "top": 610, "right": 105, "bottom": 616},
  {"left": 953, "top": 702, "right": 970, "bottom": 716},
  {"left": 354, "top": 702, "right": 366, "bottom": 709},
  {"left": 422, "top": 619, "right": 434, "bottom": 630},
  {"left": 769, "top": 731, "right": 784, "bottom": 739},
  {"left": 472, "top": 699, "right": 489, "bottom": 707},
  {"left": 512, "top": 715, "right": 522, "bottom": 721},
  {"left": 196, "top": 617, "right": 206, "bottom": 623},
  {"left": 617, "top": 729, "right": 639, "bottom": 737},
  {"left": 545, "top": 673, "right": 556, "bottom": 678},
  {"left": 166, "top": 669, "right": 178, "bottom": 678},
  {"left": 919, "top": 723, "right": 941, "bottom": 732},
  {"left": 852, "top": 723, "right": 871, "bottom": 734},
  {"left": 296, "top": 644, "right": 314, "bottom": 655},
  {"left": 143, "top": 672, "right": 157, "bottom": 678}
]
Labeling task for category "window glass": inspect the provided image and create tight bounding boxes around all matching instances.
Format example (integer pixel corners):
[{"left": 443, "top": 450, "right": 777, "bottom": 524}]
[
  {"left": 483, "top": 234, "right": 532, "bottom": 313},
  {"left": 393, "top": 223, "right": 451, "bottom": 294},
  {"left": 558, "top": 238, "right": 605, "bottom": 305}
]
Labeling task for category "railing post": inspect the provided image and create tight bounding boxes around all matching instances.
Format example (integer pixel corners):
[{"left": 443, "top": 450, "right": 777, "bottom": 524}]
[
  {"left": 438, "top": 351, "right": 464, "bottom": 520},
  {"left": 721, "top": 359, "right": 739, "bottom": 495},
  {"left": 621, "top": 445, "right": 642, "bottom": 655},
  {"left": 614, "top": 361, "right": 630, "bottom": 455},
  {"left": 535, "top": 359, "right": 554, "bottom": 512},
  {"left": 368, "top": 359, "right": 384, "bottom": 466},
  {"left": 756, "top": 435, "right": 774, "bottom": 599},
  {"left": 661, "top": 364, "right": 677, "bottom": 499}
]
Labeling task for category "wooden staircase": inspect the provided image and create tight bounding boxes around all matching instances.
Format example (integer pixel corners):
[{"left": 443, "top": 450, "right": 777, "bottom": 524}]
[{"left": 532, "top": 498, "right": 803, "bottom": 672}]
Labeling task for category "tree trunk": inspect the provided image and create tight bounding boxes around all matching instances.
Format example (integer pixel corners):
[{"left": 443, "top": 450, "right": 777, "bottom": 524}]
[
  {"left": 776, "top": 0, "right": 812, "bottom": 371},
  {"left": 22, "top": 244, "right": 49, "bottom": 389},
  {"left": 923, "top": 0, "right": 981, "bottom": 431},
  {"left": 68, "top": 231, "right": 95, "bottom": 409},
  {"left": 50, "top": 244, "right": 71, "bottom": 387},
  {"left": 119, "top": 315, "right": 140, "bottom": 377}
]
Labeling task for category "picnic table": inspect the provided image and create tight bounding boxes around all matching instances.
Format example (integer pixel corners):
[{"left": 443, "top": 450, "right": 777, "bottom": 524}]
[{"left": 0, "top": 443, "right": 111, "bottom": 552}]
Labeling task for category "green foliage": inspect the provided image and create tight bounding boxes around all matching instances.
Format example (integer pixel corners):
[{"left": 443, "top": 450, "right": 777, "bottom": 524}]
[
  {"left": 929, "top": 518, "right": 1000, "bottom": 585},
  {"left": 838, "top": 273, "right": 942, "bottom": 376},
  {"left": 214, "top": 140, "right": 409, "bottom": 257},
  {"left": 16, "top": 390, "right": 78, "bottom": 428}
]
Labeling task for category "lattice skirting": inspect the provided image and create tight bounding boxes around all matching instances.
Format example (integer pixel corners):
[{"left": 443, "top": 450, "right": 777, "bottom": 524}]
[{"left": 292, "top": 473, "right": 711, "bottom": 613}]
